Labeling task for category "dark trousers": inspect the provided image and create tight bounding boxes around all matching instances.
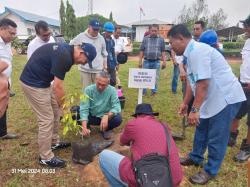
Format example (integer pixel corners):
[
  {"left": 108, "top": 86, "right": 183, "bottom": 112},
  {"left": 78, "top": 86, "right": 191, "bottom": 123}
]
[
  {"left": 88, "top": 113, "right": 122, "bottom": 131},
  {"left": 0, "top": 110, "right": 7, "bottom": 137},
  {"left": 108, "top": 68, "right": 116, "bottom": 87}
]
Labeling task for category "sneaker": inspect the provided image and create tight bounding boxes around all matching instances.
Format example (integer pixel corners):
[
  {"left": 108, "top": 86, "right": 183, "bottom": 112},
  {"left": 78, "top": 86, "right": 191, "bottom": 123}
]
[
  {"left": 101, "top": 130, "right": 113, "bottom": 140},
  {"left": 228, "top": 130, "right": 239, "bottom": 147},
  {"left": 234, "top": 139, "right": 250, "bottom": 162},
  {"left": 39, "top": 156, "right": 66, "bottom": 168},
  {"left": 0, "top": 133, "right": 18, "bottom": 140},
  {"left": 9, "top": 90, "right": 15, "bottom": 97},
  {"left": 51, "top": 142, "right": 71, "bottom": 151}
]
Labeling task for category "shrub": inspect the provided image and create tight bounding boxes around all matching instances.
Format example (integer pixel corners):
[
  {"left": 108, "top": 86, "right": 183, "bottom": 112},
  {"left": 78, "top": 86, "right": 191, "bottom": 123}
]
[{"left": 223, "top": 42, "right": 244, "bottom": 49}]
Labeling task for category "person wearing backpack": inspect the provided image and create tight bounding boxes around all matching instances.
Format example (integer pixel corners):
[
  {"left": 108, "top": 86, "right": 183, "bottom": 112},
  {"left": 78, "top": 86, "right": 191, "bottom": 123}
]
[{"left": 99, "top": 103, "right": 183, "bottom": 187}]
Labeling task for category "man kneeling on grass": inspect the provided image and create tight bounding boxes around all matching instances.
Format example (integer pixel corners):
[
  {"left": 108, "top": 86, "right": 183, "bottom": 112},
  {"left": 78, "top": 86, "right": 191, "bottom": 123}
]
[
  {"left": 99, "top": 103, "right": 183, "bottom": 187},
  {"left": 80, "top": 71, "right": 122, "bottom": 140}
]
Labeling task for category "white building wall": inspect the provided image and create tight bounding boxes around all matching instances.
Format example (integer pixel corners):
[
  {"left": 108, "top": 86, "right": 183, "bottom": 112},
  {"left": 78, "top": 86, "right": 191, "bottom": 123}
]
[
  {"left": 135, "top": 26, "right": 148, "bottom": 42},
  {"left": 1, "top": 13, "right": 28, "bottom": 36},
  {"left": 0, "top": 13, "right": 60, "bottom": 37}
]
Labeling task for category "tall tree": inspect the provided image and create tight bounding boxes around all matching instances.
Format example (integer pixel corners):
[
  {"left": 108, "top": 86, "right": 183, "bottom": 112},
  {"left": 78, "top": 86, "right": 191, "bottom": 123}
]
[
  {"left": 176, "top": 0, "right": 209, "bottom": 30},
  {"left": 59, "top": 0, "right": 66, "bottom": 35},
  {"left": 65, "top": 0, "right": 77, "bottom": 39},
  {"left": 207, "top": 8, "right": 228, "bottom": 30},
  {"left": 176, "top": 0, "right": 228, "bottom": 31},
  {"left": 109, "top": 12, "right": 113, "bottom": 21}
]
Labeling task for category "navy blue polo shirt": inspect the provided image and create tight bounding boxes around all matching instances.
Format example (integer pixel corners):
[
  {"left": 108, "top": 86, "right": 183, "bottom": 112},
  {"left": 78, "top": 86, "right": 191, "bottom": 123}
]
[{"left": 20, "top": 43, "right": 74, "bottom": 88}]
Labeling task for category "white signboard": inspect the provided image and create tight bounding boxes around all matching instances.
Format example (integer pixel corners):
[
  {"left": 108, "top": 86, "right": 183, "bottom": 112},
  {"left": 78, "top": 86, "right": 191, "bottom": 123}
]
[{"left": 128, "top": 68, "right": 156, "bottom": 89}]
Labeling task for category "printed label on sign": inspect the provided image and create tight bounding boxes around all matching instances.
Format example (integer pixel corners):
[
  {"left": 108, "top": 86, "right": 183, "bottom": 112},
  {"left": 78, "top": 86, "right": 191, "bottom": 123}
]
[{"left": 128, "top": 68, "right": 156, "bottom": 89}]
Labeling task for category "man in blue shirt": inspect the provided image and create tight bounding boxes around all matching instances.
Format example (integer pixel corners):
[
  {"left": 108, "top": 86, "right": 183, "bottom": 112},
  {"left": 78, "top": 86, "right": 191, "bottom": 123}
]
[
  {"left": 103, "top": 22, "right": 117, "bottom": 86},
  {"left": 168, "top": 24, "right": 245, "bottom": 185},
  {"left": 20, "top": 42, "right": 96, "bottom": 168},
  {"left": 80, "top": 71, "right": 122, "bottom": 140}
]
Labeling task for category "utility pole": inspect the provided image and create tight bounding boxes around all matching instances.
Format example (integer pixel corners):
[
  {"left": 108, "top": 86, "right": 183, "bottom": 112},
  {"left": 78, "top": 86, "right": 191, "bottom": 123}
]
[{"left": 88, "top": 0, "right": 93, "bottom": 15}]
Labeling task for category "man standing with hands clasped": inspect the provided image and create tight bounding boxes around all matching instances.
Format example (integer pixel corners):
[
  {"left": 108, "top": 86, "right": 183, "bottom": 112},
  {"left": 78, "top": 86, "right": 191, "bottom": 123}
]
[
  {"left": 139, "top": 24, "right": 166, "bottom": 96},
  {"left": 168, "top": 24, "right": 245, "bottom": 185}
]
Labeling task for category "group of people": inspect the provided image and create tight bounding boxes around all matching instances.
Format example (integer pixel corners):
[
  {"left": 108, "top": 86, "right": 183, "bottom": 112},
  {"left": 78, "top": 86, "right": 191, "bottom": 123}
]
[{"left": 0, "top": 13, "right": 250, "bottom": 186}]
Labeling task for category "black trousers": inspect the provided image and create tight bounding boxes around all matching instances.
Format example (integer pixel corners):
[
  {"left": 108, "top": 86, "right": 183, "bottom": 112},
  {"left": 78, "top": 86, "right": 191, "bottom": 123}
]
[
  {"left": 88, "top": 113, "right": 122, "bottom": 131},
  {"left": 0, "top": 110, "right": 7, "bottom": 137},
  {"left": 108, "top": 68, "right": 116, "bottom": 87}
]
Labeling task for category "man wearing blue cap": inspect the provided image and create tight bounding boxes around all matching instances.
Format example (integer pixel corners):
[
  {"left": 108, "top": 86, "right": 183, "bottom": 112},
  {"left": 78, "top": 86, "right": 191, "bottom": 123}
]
[
  {"left": 20, "top": 42, "right": 97, "bottom": 168},
  {"left": 70, "top": 19, "right": 108, "bottom": 89}
]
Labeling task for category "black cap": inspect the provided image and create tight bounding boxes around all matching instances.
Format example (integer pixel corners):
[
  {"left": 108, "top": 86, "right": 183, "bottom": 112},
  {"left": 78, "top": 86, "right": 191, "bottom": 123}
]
[
  {"left": 132, "top": 103, "right": 159, "bottom": 117},
  {"left": 117, "top": 52, "right": 128, "bottom": 64},
  {"left": 240, "top": 15, "right": 250, "bottom": 27},
  {"left": 80, "top": 43, "right": 97, "bottom": 68}
]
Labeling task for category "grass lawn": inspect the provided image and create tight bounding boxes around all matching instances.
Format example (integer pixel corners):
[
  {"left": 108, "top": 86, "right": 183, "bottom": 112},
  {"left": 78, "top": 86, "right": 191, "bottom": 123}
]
[{"left": 0, "top": 55, "right": 247, "bottom": 186}]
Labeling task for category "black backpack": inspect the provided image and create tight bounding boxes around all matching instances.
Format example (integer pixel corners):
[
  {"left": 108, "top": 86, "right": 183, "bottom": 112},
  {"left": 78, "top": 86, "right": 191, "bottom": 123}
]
[{"left": 133, "top": 124, "right": 173, "bottom": 187}]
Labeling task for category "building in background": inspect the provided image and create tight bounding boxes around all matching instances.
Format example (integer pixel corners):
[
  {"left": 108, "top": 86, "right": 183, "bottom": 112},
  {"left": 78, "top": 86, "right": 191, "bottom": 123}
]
[
  {"left": 127, "top": 19, "right": 173, "bottom": 42},
  {"left": 0, "top": 7, "right": 60, "bottom": 40}
]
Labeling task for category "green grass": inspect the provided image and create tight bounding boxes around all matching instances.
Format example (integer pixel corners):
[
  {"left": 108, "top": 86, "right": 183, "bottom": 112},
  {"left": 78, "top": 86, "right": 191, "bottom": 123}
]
[{"left": 0, "top": 55, "right": 247, "bottom": 186}]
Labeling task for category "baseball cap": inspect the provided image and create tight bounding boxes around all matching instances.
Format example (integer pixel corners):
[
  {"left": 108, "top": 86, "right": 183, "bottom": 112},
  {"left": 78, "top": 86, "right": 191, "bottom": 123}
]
[
  {"left": 89, "top": 19, "right": 101, "bottom": 30},
  {"left": 80, "top": 43, "right": 97, "bottom": 68},
  {"left": 240, "top": 15, "right": 250, "bottom": 27}
]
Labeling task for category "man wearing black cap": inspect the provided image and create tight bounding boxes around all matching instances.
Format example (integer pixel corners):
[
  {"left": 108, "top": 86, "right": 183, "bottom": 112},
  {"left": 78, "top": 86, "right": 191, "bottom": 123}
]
[
  {"left": 99, "top": 103, "right": 183, "bottom": 187},
  {"left": 20, "top": 42, "right": 96, "bottom": 168},
  {"left": 70, "top": 19, "right": 108, "bottom": 89},
  {"left": 229, "top": 15, "right": 250, "bottom": 162}
]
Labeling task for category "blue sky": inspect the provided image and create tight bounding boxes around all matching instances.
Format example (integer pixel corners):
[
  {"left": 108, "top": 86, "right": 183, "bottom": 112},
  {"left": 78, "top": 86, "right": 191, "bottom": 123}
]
[{"left": 1, "top": 0, "right": 249, "bottom": 26}]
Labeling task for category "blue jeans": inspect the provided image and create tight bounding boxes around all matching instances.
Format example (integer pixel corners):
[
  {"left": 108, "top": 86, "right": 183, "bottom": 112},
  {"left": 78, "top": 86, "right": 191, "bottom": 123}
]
[
  {"left": 189, "top": 102, "right": 241, "bottom": 176},
  {"left": 143, "top": 60, "right": 160, "bottom": 94},
  {"left": 99, "top": 150, "right": 128, "bottom": 187},
  {"left": 171, "top": 64, "right": 180, "bottom": 93}
]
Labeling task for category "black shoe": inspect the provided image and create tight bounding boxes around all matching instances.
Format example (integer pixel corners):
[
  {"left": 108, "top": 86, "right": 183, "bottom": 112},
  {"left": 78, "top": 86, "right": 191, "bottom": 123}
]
[
  {"left": 234, "top": 139, "right": 250, "bottom": 162},
  {"left": 180, "top": 157, "right": 201, "bottom": 166},
  {"left": 101, "top": 130, "right": 113, "bottom": 140},
  {"left": 189, "top": 170, "right": 214, "bottom": 185},
  {"left": 39, "top": 157, "right": 66, "bottom": 168},
  {"left": 228, "top": 130, "right": 239, "bottom": 147},
  {"left": 9, "top": 90, "right": 15, "bottom": 97},
  {"left": 51, "top": 142, "right": 71, "bottom": 151}
]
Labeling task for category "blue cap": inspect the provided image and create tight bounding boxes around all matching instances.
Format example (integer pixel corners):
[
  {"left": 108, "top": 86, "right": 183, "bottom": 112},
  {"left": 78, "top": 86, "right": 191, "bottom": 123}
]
[
  {"left": 103, "top": 22, "right": 115, "bottom": 32},
  {"left": 199, "top": 30, "right": 218, "bottom": 46},
  {"left": 81, "top": 43, "right": 97, "bottom": 68},
  {"left": 89, "top": 19, "right": 101, "bottom": 29}
]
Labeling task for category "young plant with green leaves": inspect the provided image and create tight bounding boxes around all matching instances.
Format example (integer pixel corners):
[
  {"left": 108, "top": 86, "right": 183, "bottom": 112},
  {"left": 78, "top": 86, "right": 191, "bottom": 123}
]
[{"left": 61, "top": 92, "right": 92, "bottom": 136}]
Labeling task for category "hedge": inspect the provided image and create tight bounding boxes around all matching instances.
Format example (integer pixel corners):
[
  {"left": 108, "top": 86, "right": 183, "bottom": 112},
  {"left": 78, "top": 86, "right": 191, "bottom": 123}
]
[
  {"left": 223, "top": 42, "right": 244, "bottom": 49},
  {"left": 223, "top": 49, "right": 241, "bottom": 57}
]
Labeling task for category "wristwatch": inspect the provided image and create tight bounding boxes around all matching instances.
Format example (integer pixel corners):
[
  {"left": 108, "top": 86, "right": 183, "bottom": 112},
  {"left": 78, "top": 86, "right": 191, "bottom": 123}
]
[{"left": 191, "top": 106, "right": 199, "bottom": 113}]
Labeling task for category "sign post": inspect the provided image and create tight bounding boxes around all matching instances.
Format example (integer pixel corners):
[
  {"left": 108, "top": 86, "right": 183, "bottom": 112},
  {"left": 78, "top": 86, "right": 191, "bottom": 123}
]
[{"left": 128, "top": 68, "right": 156, "bottom": 104}]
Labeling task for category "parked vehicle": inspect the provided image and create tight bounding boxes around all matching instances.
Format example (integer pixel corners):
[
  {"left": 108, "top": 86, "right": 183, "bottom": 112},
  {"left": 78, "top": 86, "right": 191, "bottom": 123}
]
[
  {"left": 165, "top": 42, "right": 171, "bottom": 61},
  {"left": 120, "top": 36, "right": 133, "bottom": 53}
]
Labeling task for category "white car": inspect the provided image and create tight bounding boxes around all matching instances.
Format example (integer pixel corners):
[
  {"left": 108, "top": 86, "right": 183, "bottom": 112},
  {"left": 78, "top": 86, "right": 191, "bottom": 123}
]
[{"left": 120, "top": 37, "right": 133, "bottom": 53}]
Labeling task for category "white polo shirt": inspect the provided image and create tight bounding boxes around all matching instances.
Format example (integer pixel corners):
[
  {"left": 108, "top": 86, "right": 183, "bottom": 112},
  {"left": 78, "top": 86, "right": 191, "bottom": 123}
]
[
  {"left": 112, "top": 36, "right": 125, "bottom": 53},
  {"left": 0, "top": 36, "right": 12, "bottom": 79},
  {"left": 27, "top": 36, "right": 55, "bottom": 59},
  {"left": 175, "top": 55, "right": 184, "bottom": 64},
  {"left": 240, "top": 38, "right": 250, "bottom": 83},
  {"left": 184, "top": 39, "right": 246, "bottom": 118}
]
